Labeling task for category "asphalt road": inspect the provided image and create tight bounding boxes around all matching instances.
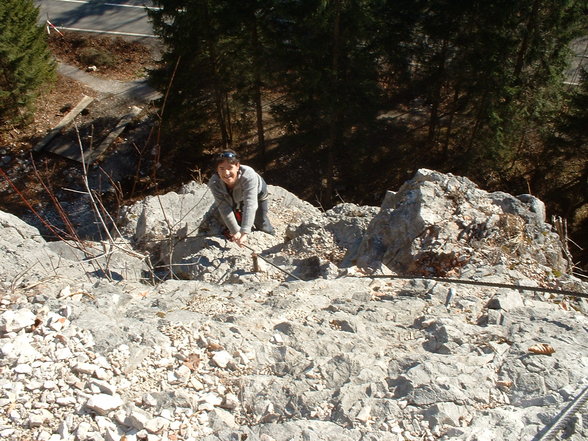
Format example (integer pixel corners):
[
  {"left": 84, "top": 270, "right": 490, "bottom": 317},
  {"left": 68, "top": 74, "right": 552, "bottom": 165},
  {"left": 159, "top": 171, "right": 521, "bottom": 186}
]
[
  {"left": 34, "top": 1, "right": 586, "bottom": 85},
  {"left": 35, "top": 0, "right": 157, "bottom": 38},
  {"left": 567, "top": 36, "right": 588, "bottom": 86}
]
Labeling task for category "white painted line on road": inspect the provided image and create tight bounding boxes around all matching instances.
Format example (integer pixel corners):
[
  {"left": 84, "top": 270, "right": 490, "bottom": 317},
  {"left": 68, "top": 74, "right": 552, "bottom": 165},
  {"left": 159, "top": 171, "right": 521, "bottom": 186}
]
[
  {"left": 55, "top": 26, "right": 157, "bottom": 38},
  {"left": 54, "top": 0, "right": 161, "bottom": 10}
]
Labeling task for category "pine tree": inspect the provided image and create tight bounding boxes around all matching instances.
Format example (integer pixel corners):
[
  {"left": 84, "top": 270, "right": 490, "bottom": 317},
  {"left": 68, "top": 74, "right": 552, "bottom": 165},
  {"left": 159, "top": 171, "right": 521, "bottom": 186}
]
[
  {"left": 148, "top": 0, "right": 234, "bottom": 159},
  {"left": 542, "top": 73, "right": 588, "bottom": 227},
  {"left": 375, "top": 0, "right": 586, "bottom": 182},
  {"left": 148, "top": 0, "right": 275, "bottom": 170},
  {"left": 268, "top": 0, "right": 382, "bottom": 205},
  {"left": 209, "top": 0, "right": 275, "bottom": 165},
  {"left": 0, "top": 0, "right": 55, "bottom": 125}
]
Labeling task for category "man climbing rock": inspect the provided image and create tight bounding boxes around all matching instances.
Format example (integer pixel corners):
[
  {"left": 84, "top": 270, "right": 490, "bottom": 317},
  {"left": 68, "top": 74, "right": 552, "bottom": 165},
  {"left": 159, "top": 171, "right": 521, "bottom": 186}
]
[{"left": 208, "top": 149, "right": 275, "bottom": 247}]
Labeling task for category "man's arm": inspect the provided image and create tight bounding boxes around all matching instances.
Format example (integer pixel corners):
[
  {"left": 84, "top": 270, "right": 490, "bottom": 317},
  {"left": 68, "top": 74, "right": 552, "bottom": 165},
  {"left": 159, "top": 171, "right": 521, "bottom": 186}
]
[
  {"left": 238, "top": 167, "right": 260, "bottom": 234},
  {"left": 208, "top": 177, "right": 240, "bottom": 234}
]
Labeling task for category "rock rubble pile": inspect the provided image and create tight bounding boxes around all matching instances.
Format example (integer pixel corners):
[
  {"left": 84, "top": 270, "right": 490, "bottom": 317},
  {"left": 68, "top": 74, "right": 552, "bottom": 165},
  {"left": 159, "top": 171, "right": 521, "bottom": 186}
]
[{"left": 1, "top": 169, "right": 587, "bottom": 441}]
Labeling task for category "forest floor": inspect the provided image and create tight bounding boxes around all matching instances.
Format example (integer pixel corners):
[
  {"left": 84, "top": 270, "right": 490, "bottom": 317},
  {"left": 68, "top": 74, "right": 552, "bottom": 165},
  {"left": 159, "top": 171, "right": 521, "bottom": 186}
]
[{"left": 0, "top": 33, "right": 159, "bottom": 215}]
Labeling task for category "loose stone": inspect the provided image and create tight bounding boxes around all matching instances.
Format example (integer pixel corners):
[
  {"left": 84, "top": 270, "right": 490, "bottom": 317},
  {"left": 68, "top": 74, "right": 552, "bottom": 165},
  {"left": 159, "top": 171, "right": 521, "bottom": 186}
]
[{"left": 85, "top": 394, "right": 124, "bottom": 415}]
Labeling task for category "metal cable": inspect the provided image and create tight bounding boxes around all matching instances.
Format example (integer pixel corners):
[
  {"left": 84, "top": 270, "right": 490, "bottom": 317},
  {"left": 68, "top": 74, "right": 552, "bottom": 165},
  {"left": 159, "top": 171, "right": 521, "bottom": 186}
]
[
  {"left": 241, "top": 243, "right": 302, "bottom": 281},
  {"left": 532, "top": 384, "right": 588, "bottom": 441},
  {"left": 361, "top": 274, "right": 588, "bottom": 299}
]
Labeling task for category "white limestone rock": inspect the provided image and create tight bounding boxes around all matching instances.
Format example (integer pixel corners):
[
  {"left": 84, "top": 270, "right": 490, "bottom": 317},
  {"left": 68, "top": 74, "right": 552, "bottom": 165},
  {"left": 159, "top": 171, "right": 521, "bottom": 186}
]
[
  {"left": 14, "top": 364, "right": 33, "bottom": 375},
  {"left": 144, "top": 416, "right": 168, "bottom": 434},
  {"left": 487, "top": 290, "right": 525, "bottom": 311},
  {"left": 85, "top": 394, "right": 124, "bottom": 415},
  {"left": 0, "top": 309, "right": 36, "bottom": 334},
  {"left": 125, "top": 406, "right": 151, "bottom": 431},
  {"left": 73, "top": 362, "right": 98, "bottom": 375},
  {"left": 211, "top": 351, "right": 233, "bottom": 369},
  {"left": 28, "top": 409, "right": 53, "bottom": 427},
  {"left": 221, "top": 392, "right": 239, "bottom": 410},
  {"left": 89, "top": 379, "right": 117, "bottom": 395},
  {"left": 2, "top": 334, "right": 41, "bottom": 362}
]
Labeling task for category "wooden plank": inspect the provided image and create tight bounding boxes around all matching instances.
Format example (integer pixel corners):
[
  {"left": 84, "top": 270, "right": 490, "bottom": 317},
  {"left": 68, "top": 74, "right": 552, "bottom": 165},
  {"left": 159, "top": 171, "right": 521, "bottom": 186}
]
[
  {"left": 45, "top": 137, "right": 87, "bottom": 162},
  {"left": 84, "top": 106, "right": 142, "bottom": 164},
  {"left": 33, "top": 95, "right": 94, "bottom": 152}
]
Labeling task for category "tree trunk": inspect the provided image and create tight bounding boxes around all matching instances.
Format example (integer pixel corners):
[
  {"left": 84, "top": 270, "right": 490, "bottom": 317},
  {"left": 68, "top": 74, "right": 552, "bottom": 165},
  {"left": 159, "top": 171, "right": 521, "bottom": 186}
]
[
  {"left": 465, "top": 90, "right": 489, "bottom": 154},
  {"left": 203, "top": 0, "right": 230, "bottom": 147},
  {"left": 250, "top": 19, "right": 266, "bottom": 167},
  {"left": 513, "top": 0, "right": 540, "bottom": 82},
  {"left": 428, "top": 40, "right": 448, "bottom": 148},
  {"left": 213, "top": 86, "right": 230, "bottom": 148},
  {"left": 323, "top": 0, "right": 343, "bottom": 208},
  {"left": 224, "top": 90, "right": 233, "bottom": 146},
  {"left": 443, "top": 86, "right": 460, "bottom": 161}
]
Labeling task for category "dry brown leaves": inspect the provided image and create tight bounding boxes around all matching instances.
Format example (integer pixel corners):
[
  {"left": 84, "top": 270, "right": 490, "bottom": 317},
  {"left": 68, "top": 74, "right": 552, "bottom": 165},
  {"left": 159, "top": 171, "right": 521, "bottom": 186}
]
[
  {"left": 183, "top": 353, "right": 201, "bottom": 371},
  {"left": 528, "top": 343, "right": 555, "bottom": 355},
  {"left": 48, "top": 32, "right": 157, "bottom": 81}
]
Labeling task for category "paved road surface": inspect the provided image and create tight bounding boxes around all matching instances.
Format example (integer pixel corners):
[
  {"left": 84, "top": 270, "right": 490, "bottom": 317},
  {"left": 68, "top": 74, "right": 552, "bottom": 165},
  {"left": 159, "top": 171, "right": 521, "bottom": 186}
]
[
  {"left": 35, "top": 0, "right": 157, "bottom": 38},
  {"left": 567, "top": 36, "right": 588, "bottom": 86},
  {"left": 35, "top": 1, "right": 586, "bottom": 85}
]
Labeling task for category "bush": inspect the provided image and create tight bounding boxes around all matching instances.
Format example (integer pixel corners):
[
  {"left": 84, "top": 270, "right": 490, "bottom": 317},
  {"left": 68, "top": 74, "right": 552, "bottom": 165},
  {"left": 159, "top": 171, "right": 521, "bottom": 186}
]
[
  {"left": 78, "top": 47, "right": 116, "bottom": 68},
  {"left": 0, "top": 0, "right": 55, "bottom": 125}
]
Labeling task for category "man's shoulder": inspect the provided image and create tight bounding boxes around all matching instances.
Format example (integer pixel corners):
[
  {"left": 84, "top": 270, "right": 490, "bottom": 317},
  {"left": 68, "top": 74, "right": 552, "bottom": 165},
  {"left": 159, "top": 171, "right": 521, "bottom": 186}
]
[
  {"left": 208, "top": 173, "right": 220, "bottom": 185},
  {"left": 240, "top": 164, "right": 255, "bottom": 174},
  {"left": 239, "top": 165, "right": 259, "bottom": 180}
]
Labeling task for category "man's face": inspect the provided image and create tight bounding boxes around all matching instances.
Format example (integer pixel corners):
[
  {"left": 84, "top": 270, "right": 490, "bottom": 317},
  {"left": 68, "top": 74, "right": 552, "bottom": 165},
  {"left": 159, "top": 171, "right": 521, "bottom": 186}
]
[{"left": 217, "top": 160, "right": 240, "bottom": 188}]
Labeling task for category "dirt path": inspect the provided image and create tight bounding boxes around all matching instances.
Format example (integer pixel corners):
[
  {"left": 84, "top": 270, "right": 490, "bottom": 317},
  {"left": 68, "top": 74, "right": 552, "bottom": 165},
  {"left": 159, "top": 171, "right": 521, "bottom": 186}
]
[{"left": 57, "top": 62, "right": 161, "bottom": 102}]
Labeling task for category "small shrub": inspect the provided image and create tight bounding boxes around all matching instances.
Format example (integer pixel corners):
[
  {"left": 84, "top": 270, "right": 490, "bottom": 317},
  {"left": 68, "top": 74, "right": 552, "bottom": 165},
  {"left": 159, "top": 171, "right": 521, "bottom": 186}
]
[{"left": 78, "top": 47, "right": 115, "bottom": 68}]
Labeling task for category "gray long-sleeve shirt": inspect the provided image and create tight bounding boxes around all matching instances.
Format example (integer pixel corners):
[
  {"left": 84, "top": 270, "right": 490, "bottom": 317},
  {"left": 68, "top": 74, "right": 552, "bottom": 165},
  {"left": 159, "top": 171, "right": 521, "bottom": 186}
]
[{"left": 208, "top": 165, "right": 267, "bottom": 234}]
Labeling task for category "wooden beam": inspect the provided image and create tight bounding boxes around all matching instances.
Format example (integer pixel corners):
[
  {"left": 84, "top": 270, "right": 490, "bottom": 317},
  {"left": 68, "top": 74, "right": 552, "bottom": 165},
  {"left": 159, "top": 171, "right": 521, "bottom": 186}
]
[
  {"left": 33, "top": 95, "right": 94, "bottom": 153},
  {"left": 84, "top": 106, "right": 142, "bottom": 164}
]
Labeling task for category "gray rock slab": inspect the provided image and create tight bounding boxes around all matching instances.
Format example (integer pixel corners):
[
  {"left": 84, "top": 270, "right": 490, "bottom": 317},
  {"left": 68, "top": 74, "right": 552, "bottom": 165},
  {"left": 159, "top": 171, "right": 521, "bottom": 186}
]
[{"left": 1, "top": 168, "right": 587, "bottom": 441}]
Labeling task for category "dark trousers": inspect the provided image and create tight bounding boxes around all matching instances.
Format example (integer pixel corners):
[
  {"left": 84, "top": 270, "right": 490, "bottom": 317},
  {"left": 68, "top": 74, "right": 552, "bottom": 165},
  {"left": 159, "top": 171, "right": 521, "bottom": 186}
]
[{"left": 253, "top": 198, "right": 273, "bottom": 233}]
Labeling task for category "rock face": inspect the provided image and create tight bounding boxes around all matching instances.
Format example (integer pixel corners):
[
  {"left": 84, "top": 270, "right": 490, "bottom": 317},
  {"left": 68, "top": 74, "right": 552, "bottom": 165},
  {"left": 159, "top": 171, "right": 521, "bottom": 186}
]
[
  {"left": 0, "top": 210, "right": 148, "bottom": 289},
  {"left": 0, "top": 210, "right": 65, "bottom": 285},
  {"left": 0, "top": 169, "right": 587, "bottom": 441},
  {"left": 354, "top": 169, "right": 566, "bottom": 279}
]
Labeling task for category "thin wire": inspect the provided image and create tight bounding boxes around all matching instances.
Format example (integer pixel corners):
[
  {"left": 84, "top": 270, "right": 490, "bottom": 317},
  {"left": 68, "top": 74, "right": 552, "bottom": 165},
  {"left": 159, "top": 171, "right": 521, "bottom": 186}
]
[
  {"left": 360, "top": 274, "right": 588, "bottom": 299},
  {"left": 241, "top": 243, "right": 302, "bottom": 281}
]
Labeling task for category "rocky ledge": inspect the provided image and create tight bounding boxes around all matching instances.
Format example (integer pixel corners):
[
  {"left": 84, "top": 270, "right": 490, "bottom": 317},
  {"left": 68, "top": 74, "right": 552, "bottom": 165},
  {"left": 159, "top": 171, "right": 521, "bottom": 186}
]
[{"left": 0, "top": 169, "right": 587, "bottom": 441}]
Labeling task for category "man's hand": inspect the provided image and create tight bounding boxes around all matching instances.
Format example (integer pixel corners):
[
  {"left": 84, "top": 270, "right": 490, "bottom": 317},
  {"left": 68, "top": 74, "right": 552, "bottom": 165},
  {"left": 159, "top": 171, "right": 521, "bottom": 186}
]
[{"left": 232, "top": 232, "right": 248, "bottom": 247}]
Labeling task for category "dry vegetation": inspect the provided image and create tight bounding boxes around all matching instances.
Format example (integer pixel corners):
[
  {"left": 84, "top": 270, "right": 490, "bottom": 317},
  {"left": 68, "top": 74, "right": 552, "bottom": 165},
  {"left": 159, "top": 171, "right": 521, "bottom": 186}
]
[
  {"left": 47, "top": 33, "right": 155, "bottom": 81},
  {"left": 0, "top": 33, "right": 158, "bottom": 215}
]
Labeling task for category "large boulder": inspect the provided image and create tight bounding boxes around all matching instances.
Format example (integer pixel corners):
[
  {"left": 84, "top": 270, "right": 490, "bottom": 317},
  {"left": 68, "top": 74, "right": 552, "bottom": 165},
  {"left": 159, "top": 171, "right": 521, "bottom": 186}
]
[
  {"left": 115, "top": 170, "right": 572, "bottom": 286},
  {"left": 117, "top": 183, "right": 326, "bottom": 281},
  {"left": 0, "top": 209, "right": 148, "bottom": 287},
  {"left": 353, "top": 169, "right": 568, "bottom": 281},
  {"left": 0, "top": 210, "right": 80, "bottom": 286},
  {"left": 116, "top": 181, "right": 217, "bottom": 258},
  {"left": 46, "top": 240, "right": 150, "bottom": 282},
  {"left": 156, "top": 198, "right": 376, "bottom": 282}
]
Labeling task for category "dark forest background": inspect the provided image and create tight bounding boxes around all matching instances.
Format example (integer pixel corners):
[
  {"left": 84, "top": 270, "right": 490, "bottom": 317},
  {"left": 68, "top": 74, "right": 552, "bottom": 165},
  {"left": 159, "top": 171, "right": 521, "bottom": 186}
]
[
  {"left": 147, "top": 0, "right": 588, "bottom": 270},
  {"left": 1, "top": 1, "right": 587, "bottom": 270}
]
